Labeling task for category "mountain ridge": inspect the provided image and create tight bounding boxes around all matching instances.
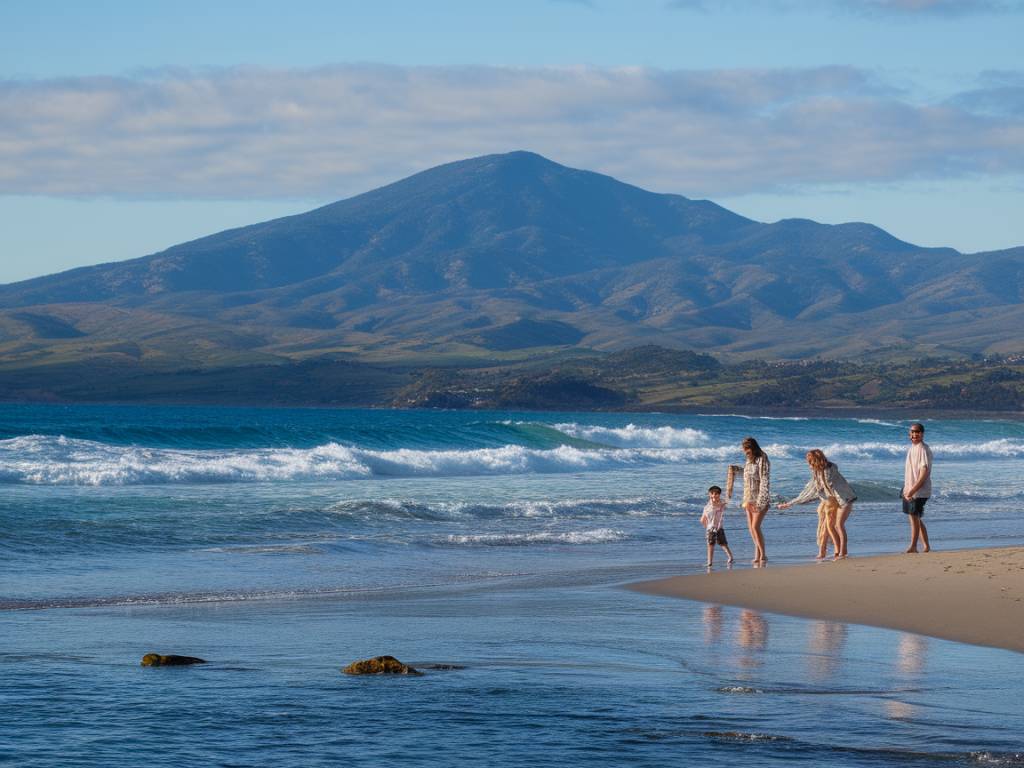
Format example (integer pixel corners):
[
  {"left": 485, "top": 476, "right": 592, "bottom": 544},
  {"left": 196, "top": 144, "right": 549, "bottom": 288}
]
[{"left": 2, "top": 150, "right": 1023, "bottom": 374}]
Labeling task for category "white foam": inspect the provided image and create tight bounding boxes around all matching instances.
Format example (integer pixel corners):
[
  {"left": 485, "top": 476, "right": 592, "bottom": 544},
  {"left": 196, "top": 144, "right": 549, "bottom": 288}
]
[
  {"left": 323, "top": 497, "right": 672, "bottom": 522},
  {"left": 763, "top": 439, "right": 1024, "bottom": 461},
  {"left": 0, "top": 436, "right": 371, "bottom": 485},
  {"left": 3, "top": 433, "right": 1019, "bottom": 486},
  {"left": 440, "top": 528, "right": 627, "bottom": 546},
  {"left": 696, "top": 414, "right": 810, "bottom": 421},
  {"left": 551, "top": 422, "right": 709, "bottom": 448}
]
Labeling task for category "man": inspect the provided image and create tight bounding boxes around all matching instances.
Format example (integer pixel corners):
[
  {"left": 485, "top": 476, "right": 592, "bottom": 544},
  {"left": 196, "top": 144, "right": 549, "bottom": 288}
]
[{"left": 902, "top": 422, "right": 932, "bottom": 553}]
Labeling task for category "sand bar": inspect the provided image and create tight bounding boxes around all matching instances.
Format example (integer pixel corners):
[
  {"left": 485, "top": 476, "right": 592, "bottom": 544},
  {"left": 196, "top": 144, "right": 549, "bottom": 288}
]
[{"left": 629, "top": 547, "right": 1024, "bottom": 654}]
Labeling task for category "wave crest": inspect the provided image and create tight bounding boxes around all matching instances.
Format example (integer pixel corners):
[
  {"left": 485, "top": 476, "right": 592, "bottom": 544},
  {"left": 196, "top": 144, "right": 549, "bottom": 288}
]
[
  {"left": 439, "top": 528, "right": 627, "bottom": 547},
  {"left": 551, "top": 422, "right": 708, "bottom": 448},
  {"left": 2, "top": 432, "right": 1020, "bottom": 486}
]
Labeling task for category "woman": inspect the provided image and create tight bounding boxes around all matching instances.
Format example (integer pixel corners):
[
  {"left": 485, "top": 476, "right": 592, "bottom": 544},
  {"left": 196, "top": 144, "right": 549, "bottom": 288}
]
[
  {"left": 728, "top": 436, "right": 771, "bottom": 564},
  {"left": 778, "top": 449, "right": 857, "bottom": 560}
]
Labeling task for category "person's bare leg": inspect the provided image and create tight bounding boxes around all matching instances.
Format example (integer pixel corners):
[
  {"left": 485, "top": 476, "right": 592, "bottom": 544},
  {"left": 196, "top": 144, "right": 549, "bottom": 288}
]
[
  {"left": 724, "top": 544, "right": 734, "bottom": 564},
  {"left": 919, "top": 519, "right": 930, "bottom": 553},
  {"left": 745, "top": 503, "right": 759, "bottom": 562},
  {"left": 816, "top": 506, "right": 828, "bottom": 559},
  {"left": 706, "top": 541, "right": 714, "bottom": 567},
  {"left": 752, "top": 508, "right": 767, "bottom": 562},
  {"left": 824, "top": 507, "right": 840, "bottom": 560},
  {"left": 906, "top": 515, "right": 920, "bottom": 553},
  {"left": 835, "top": 504, "right": 851, "bottom": 558}
]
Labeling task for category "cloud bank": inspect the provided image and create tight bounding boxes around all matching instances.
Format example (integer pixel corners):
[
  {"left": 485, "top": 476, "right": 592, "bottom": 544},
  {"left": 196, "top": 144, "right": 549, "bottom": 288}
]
[{"left": 1, "top": 65, "right": 1022, "bottom": 200}]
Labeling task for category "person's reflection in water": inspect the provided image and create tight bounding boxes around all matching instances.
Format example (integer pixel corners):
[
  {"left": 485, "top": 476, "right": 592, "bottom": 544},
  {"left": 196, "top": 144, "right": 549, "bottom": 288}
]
[
  {"left": 737, "top": 609, "right": 769, "bottom": 668},
  {"left": 807, "top": 620, "right": 847, "bottom": 681},
  {"left": 885, "top": 699, "right": 918, "bottom": 721},
  {"left": 703, "top": 605, "right": 724, "bottom": 645},
  {"left": 896, "top": 633, "right": 929, "bottom": 677},
  {"left": 884, "top": 633, "right": 929, "bottom": 721}
]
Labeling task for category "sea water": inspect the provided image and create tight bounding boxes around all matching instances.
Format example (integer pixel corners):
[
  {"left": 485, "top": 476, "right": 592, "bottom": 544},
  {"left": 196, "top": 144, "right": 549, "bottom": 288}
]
[{"left": 2, "top": 404, "right": 1022, "bottom": 766}]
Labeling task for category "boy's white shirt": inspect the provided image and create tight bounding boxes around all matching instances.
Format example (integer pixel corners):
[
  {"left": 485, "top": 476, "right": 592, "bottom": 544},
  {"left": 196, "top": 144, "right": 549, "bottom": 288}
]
[{"left": 702, "top": 499, "right": 727, "bottom": 531}]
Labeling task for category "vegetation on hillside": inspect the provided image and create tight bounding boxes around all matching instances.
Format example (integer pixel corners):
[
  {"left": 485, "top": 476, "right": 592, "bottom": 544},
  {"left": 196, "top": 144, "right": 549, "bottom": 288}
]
[{"left": 1, "top": 344, "right": 1021, "bottom": 412}]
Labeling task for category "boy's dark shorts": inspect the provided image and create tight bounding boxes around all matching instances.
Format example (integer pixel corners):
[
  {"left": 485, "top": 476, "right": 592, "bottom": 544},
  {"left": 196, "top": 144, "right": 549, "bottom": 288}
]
[
  {"left": 707, "top": 527, "right": 728, "bottom": 546},
  {"left": 902, "top": 497, "right": 927, "bottom": 517}
]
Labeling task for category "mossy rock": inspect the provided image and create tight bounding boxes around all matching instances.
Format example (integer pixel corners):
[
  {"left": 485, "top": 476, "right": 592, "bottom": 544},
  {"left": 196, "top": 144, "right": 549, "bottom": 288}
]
[
  {"left": 141, "top": 653, "right": 207, "bottom": 667},
  {"left": 342, "top": 655, "right": 422, "bottom": 676}
]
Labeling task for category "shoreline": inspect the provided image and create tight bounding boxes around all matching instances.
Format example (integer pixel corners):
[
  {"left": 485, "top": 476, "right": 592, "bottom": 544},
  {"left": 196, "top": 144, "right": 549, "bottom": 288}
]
[
  {"left": 1, "top": 399, "right": 1023, "bottom": 421},
  {"left": 628, "top": 546, "right": 1024, "bottom": 654}
]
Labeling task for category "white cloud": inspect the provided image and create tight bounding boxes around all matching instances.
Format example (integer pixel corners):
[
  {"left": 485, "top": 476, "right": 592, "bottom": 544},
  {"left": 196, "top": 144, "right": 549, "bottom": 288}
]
[{"left": 1, "top": 65, "right": 1022, "bottom": 200}]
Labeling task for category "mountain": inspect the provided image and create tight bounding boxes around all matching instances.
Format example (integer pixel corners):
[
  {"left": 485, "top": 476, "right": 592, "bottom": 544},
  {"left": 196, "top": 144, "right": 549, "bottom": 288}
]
[{"left": 2, "top": 150, "right": 1023, "bottom": 386}]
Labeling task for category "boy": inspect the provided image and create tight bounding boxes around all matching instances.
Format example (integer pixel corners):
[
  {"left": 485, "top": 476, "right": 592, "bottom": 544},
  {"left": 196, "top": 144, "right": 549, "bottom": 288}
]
[{"left": 701, "top": 485, "right": 735, "bottom": 567}]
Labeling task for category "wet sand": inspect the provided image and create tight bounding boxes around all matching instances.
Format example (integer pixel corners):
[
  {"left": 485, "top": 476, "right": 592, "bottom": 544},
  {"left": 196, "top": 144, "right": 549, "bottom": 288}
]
[{"left": 629, "top": 546, "right": 1024, "bottom": 653}]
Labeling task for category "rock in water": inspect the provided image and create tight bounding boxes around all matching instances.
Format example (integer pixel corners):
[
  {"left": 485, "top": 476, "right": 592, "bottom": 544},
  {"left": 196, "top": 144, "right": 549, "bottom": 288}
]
[
  {"left": 342, "top": 655, "right": 421, "bottom": 675},
  {"left": 141, "top": 653, "right": 207, "bottom": 667}
]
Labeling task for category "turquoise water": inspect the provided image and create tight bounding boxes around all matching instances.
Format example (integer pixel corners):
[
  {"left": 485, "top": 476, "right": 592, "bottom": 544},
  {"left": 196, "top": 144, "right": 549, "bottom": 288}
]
[{"left": 2, "top": 404, "right": 1023, "bottom": 765}]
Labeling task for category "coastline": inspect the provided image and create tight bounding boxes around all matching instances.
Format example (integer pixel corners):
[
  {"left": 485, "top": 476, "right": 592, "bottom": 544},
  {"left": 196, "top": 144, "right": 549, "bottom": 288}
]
[
  {"left": 1, "top": 399, "right": 1022, "bottom": 422},
  {"left": 629, "top": 546, "right": 1024, "bottom": 654}
]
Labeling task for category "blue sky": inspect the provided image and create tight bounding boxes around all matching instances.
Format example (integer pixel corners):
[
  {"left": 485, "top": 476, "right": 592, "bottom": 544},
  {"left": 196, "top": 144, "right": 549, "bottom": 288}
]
[{"left": 2, "top": 0, "right": 1023, "bottom": 283}]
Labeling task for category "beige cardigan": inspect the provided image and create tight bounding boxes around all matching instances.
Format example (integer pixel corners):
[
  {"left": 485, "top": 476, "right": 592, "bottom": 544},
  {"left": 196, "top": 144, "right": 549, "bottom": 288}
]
[
  {"left": 785, "top": 462, "right": 857, "bottom": 507},
  {"left": 728, "top": 455, "right": 771, "bottom": 511}
]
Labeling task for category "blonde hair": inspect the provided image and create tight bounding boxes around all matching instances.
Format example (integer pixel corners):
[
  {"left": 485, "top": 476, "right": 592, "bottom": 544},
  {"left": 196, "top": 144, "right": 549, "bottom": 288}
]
[{"left": 805, "top": 449, "right": 829, "bottom": 471}]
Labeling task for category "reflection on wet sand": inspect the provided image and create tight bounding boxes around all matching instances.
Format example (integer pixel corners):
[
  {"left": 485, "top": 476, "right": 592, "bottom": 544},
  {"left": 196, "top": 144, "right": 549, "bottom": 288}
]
[
  {"left": 896, "top": 633, "right": 929, "bottom": 677},
  {"left": 737, "top": 609, "right": 769, "bottom": 667},
  {"left": 703, "top": 605, "right": 724, "bottom": 644},
  {"left": 884, "top": 699, "right": 918, "bottom": 721},
  {"left": 807, "top": 620, "right": 848, "bottom": 680},
  {"left": 884, "top": 633, "right": 930, "bottom": 721}
]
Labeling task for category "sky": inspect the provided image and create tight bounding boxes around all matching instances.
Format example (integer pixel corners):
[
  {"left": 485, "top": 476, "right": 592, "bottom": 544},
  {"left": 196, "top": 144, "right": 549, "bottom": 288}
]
[{"left": 2, "top": 0, "right": 1023, "bottom": 284}]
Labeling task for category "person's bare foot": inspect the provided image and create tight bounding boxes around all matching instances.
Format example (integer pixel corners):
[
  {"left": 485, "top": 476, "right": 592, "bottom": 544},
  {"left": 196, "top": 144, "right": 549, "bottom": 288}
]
[
  {"left": 727, "top": 555, "right": 735, "bottom": 564},
  {"left": 905, "top": 546, "right": 918, "bottom": 553},
  {"left": 922, "top": 545, "right": 931, "bottom": 553},
  {"left": 706, "top": 561, "right": 713, "bottom": 567}
]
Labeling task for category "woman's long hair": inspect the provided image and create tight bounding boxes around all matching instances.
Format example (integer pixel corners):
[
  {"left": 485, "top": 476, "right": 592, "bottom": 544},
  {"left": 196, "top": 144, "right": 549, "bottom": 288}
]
[
  {"left": 806, "top": 449, "right": 829, "bottom": 472},
  {"left": 807, "top": 449, "right": 831, "bottom": 493},
  {"left": 742, "top": 436, "right": 765, "bottom": 461}
]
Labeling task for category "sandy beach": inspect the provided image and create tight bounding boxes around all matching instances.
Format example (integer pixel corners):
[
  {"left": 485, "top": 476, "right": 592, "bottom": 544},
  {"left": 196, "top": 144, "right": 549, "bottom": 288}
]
[{"left": 630, "top": 546, "right": 1024, "bottom": 654}]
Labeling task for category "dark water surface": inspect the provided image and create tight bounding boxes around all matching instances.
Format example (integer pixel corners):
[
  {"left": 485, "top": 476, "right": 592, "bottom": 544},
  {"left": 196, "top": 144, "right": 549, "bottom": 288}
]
[{"left": 2, "top": 404, "right": 1023, "bottom": 765}]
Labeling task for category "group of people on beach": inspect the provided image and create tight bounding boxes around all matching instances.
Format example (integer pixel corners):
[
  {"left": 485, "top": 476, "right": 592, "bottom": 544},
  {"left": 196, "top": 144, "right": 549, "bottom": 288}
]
[{"left": 699, "top": 423, "right": 934, "bottom": 567}]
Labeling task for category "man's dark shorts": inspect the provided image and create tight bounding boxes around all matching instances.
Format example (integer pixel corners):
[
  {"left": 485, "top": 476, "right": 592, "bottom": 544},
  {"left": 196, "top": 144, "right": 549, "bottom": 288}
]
[
  {"left": 707, "top": 527, "right": 729, "bottom": 546},
  {"left": 902, "top": 497, "right": 927, "bottom": 517}
]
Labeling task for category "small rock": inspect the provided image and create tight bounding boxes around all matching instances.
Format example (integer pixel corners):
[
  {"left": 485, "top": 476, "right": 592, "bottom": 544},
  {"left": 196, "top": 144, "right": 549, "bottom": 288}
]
[
  {"left": 141, "top": 653, "right": 207, "bottom": 667},
  {"left": 342, "top": 655, "right": 422, "bottom": 676}
]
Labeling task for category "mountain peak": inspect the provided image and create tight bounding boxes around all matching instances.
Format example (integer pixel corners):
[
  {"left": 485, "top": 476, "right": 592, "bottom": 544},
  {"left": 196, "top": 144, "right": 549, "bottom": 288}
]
[{"left": 2, "top": 152, "right": 1020, "bottom": 363}]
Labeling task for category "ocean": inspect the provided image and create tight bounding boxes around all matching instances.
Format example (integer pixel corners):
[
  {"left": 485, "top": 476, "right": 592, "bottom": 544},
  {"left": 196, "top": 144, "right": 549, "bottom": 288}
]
[{"left": 2, "top": 404, "right": 1023, "bottom": 766}]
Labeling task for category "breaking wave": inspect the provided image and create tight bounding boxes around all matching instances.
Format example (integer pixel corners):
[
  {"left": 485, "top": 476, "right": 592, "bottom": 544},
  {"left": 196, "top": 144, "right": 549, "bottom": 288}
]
[
  {"left": 439, "top": 528, "right": 628, "bottom": 547},
  {"left": 1, "top": 432, "right": 1020, "bottom": 486},
  {"left": 0, "top": 434, "right": 720, "bottom": 485},
  {"left": 550, "top": 423, "right": 708, "bottom": 448}
]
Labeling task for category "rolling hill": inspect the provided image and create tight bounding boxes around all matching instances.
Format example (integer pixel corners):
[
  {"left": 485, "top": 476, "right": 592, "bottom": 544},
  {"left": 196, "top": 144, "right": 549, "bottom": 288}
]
[{"left": 1, "top": 150, "right": 1023, "bottom": 403}]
